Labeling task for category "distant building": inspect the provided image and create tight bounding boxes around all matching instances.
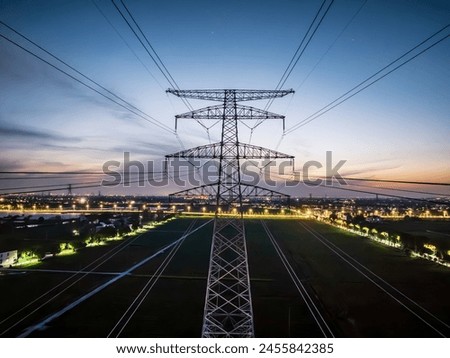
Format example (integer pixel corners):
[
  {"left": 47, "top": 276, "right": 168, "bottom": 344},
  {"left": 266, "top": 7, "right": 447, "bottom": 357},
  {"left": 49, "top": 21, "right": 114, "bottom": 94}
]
[{"left": 0, "top": 250, "right": 18, "bottom": 267}]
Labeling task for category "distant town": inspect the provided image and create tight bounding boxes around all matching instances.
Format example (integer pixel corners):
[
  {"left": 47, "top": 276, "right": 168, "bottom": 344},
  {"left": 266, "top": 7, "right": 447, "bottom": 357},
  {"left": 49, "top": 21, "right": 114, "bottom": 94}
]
[{"left": 1, "top": 194, "right": 449, "bottom": 269}]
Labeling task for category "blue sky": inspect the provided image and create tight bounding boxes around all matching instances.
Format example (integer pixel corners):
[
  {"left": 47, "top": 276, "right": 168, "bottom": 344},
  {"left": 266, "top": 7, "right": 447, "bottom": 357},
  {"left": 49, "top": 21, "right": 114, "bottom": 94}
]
[{"left": 0, "top": 0, "right": 449, "bottom": 197}]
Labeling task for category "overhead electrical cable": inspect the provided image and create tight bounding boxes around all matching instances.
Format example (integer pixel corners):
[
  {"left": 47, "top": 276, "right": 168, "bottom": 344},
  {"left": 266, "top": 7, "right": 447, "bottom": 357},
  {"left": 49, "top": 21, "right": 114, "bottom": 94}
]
[
  {"left": 266, "top": 172, "right": 449, "bottom": 205},
  {"left": 322, "top": 176, "right": 450, "bottom": 187},
  {"left": 295, "top": 0, "right": 368, "bottom": 92},
  {"left": 263, "top": 0, "right": 334, "bottom": 112},
  {"left": 90, "top": 0, "right": 165, "bottom": 91},
  {"left": 0, "top": 22, "right": 176, "bottom": 136},
  {"left": 250, "top": 0, "right": 334, "bottom": 144},
  {"left": 273, "top": 0, "right": 335, "bottom": 95},
  {"left": 111, "top": 0, "right": 210, "bottom": 138},
  {"left": 0, "top": 170, "right": 196, "bottom": 196},
  {"left": 329, "top": 181, "right": 450, "bottom": 198},
  {"left": 1, "top": 171, "right": 448, "bottom": 186}
]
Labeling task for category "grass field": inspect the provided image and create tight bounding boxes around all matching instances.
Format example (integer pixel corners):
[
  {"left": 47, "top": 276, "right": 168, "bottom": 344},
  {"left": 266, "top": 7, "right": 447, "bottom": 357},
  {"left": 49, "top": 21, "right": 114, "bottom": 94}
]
[
  {"left": 372, "top": 219, "right": 450, "bottom": 246},
  {"left": 263, "top": 220, "right": 449, "bottom": 337},
  {"left": 0, "top": 217, "right": 448, "bottom": 337}
]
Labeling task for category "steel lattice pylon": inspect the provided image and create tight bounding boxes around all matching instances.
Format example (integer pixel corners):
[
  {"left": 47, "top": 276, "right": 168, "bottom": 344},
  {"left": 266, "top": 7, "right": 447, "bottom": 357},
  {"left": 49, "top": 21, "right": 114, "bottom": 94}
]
[{"left": 166, "top": 89, "right": 294, "bottom": 337}]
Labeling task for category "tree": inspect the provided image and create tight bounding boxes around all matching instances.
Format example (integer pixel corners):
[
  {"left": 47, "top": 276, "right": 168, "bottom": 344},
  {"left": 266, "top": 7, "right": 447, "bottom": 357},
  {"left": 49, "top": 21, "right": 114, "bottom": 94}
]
[
  {"left": 329, "top": 212, "right": 338, "bottom": 223},
  {"left": 72, "top": 241, "right": 87, "bottom": 251},
  {"left": 95, "top": 226, "right": 117, "bottom": 239}
]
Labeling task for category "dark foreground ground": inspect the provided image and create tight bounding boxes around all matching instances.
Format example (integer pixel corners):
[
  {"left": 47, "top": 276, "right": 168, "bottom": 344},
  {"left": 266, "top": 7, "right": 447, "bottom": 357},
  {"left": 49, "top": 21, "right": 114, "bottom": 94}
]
[{"left": 0, "top": 218, "right": 448, "bottom": 337}]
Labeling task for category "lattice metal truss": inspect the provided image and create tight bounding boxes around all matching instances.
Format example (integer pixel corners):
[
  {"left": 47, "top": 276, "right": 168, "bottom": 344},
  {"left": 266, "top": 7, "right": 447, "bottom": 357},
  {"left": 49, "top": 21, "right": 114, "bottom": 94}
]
[
  {"left": 167, "top": 88, "right": 293, "bottom": 102},
  {"left": 169, "top": 183, "right": 290, "bottom": 205},
  {"left": 165, "top": 88, "right": 294, "bottom": 337},
  {"left": 167, "top": 142, "right": 294, "bottom": 160}
]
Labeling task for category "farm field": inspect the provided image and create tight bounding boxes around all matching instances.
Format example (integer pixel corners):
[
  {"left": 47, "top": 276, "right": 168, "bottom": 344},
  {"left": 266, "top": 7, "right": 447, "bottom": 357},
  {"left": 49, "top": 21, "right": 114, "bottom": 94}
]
[
  {"left": 370, "top": 219, "right": 450, "bottom": 246},
  {"left": 0, "top": 217, "right": 448, "bottom": 337}
]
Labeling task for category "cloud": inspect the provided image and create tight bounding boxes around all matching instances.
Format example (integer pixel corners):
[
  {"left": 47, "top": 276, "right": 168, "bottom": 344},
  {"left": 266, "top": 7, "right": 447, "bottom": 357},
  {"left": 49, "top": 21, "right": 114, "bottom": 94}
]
[
  {"left": 0, "top": 158, "right": 27, "bottom": 172},
  {"left": 110, "top": 140, "right": 180, "bottom": 157},
  {"left": 41, "top": 161, "right": 71, "bottom": 167},
  {"left": 1, "top": 35, "right": 147, "bottom": 128},
  {"left": 41, "top": 143, "right": 110, "bottom": 153},
  {"left": 340, "top": 166, "right": 402, "bottom": 177}
]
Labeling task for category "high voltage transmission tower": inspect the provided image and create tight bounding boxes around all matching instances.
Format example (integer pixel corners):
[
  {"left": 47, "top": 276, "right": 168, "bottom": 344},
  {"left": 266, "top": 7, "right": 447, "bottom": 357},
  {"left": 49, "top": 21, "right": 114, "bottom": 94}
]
[{"left": 165, "top": 89, "right": 294, "bottom": 337}]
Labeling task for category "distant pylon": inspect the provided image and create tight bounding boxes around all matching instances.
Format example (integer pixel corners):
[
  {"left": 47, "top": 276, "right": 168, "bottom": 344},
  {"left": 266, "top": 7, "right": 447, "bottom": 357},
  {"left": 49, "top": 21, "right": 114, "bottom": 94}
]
[
  {"left": 67, "top": 184, "right": 72, "bottom": 196},
  {"left": 166, "top": 89, "right": 294, "bottom": 337}
]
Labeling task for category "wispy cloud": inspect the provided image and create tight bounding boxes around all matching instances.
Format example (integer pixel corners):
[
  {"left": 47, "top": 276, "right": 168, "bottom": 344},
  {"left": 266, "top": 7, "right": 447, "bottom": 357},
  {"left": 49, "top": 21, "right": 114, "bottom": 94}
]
[
  {"left": 110, "top": 140, "right": 180, "bottom": 157},
  {"left": 340, "top": 165, "right": 402, "bottom": 177},
  {"left": 0, "top": 158, "right": 27, "bottom": 172}
]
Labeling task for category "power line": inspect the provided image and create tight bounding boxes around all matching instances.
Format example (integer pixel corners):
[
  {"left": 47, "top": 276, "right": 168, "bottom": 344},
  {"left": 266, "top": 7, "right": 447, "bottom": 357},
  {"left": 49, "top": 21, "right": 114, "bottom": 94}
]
[
  {"left": 1, "top": 171, "right": 448, "bottom": 187},
  {"left": 0, "top": 178, "right": 154, "bottom": 196},
  {"left": 0, "top": 21, "right": 176, "bottom": 136},
  {"left": 334, "top": 181, "right": 450, "bottom": 198},
  {"left": 90, "top": 0, "right": 165, "bottom": 91},
  {"left": 108, "top": 219, "right": 197, "bottom": 337},
  {"left": 295, "top": 0, "right": 368, "bottom": 93},
  {"left": 250, "top": 0, "right": 334, "bottom": 143},
  {"left": 284, "top": 24, "right": 450, "bottom": 135},
  {"left": 274, "top": 0, "right": 335, "bottom": 94},
  {"left": 0, "top": 170, "right": 167, "bottom": 175},
  {"left": 118, "top": 0, "right": 190, "bottom": 106},
  {"left": 324, "top": 176, "right": 450, "bottom": 187},
  {"left": 2, "top": 168, "right": 448, "bottom": 188},
  {"left": 266, "top": 172, "right": 449, "bottom": 205},
  {"left": 322, "top": 185, "right": 448, "bottom": 205},
  {"left": 0, "top": 176, "right": 101, "bottom": 181},
  {"left": 263, "top": 0, "right": 334, "bottom": 112},
  {"left": 0, "top": 170, "right": 198, "bottom": 196},
  {"left": 110, "top": 0, "right": 175, "bottom": 89},
  {"left": 0, "top": 180, "right": 102, "bottom": 192}
]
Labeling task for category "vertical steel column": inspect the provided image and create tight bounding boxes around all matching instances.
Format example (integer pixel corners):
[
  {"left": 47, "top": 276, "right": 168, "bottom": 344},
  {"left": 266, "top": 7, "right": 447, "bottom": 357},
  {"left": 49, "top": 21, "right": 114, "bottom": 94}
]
[{"left": 202, "top": 90, "right": 254, "bottom": 337}]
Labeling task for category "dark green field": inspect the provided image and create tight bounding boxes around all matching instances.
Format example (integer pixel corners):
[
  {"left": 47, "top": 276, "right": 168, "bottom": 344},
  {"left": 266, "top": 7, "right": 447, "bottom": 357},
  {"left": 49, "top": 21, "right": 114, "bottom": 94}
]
[
  {"left": 0, "top": 218, "right": 448, "bottom": 337},
  {"left": 372, "top": 219, "right": 450, "bottom": 247}
]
